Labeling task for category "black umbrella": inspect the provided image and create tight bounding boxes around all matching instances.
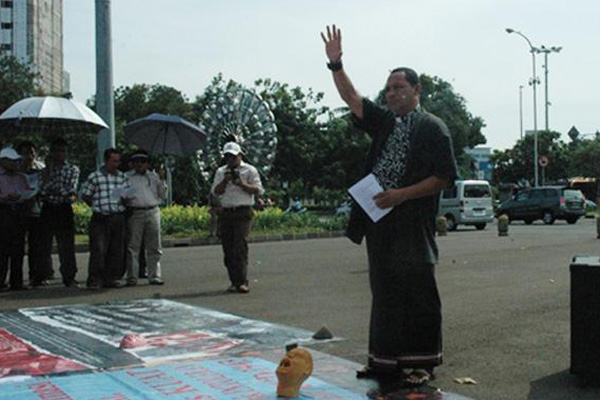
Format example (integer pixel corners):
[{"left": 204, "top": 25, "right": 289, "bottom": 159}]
[{"left": 124, "top": 113, "right": 206, "bottom": 156}]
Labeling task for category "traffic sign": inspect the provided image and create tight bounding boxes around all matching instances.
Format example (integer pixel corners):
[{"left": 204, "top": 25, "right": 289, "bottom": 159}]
[{"left": 539, "top": 156, "right": 549, "bottom": 167}]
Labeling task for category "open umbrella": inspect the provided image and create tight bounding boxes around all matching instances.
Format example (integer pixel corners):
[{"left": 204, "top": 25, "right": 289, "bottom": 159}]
[
  {"left": 124, "top": 113, "right": 206, "bottom": 156},
  {"left": 124, "top": 113, "right": 207, "bottom": 206},
  {"left": 0, "top": 96, "right": 108, "bottom": 138}
]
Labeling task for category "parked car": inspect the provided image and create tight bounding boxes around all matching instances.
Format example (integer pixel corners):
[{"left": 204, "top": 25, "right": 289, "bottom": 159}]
[
  {"left": 496, "top": 186, "right": 585, "bottom": 225},
  {"left": 439, "top": 180, "right": 494, "bottom": 231}
]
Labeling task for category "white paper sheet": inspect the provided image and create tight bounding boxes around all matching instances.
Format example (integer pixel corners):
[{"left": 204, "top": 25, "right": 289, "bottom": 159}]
[
  {"left": 347, "top": 173, "right": 392, "bottom": 222},
  {"left": 110, "top": 186, "right": 136, "bottom": 202}
]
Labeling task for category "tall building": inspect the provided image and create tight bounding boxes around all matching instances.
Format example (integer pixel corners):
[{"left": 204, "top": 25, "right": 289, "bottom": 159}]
[{"left": 0, "top": 0, "right": 64, "bottom": 94}]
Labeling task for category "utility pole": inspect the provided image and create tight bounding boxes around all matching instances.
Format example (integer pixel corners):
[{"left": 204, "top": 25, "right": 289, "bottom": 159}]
[{"left": 95, "top": 0, "right": 115, "bottom": 168}]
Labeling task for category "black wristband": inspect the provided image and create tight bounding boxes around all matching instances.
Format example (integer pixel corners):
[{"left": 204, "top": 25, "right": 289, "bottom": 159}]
[{"left": 327, "top": 60, "right": 343, "bottom": 71}]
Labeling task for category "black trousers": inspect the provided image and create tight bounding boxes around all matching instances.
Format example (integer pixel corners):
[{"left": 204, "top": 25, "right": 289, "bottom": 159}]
[
  {"left": 219, "top": 206, "right": 253, "bottom": 287},
  {"left": 0, "top": 205, "right": 27, "bottom": 289},
  {"left": 87, "top": 212, "right": 125, "bottom": 285},
  {"left": 25, "top": 216, "right": 46, "bottom": 284},
  {"left": 40, "top": 203, "right": 77, "bottom": 284}
]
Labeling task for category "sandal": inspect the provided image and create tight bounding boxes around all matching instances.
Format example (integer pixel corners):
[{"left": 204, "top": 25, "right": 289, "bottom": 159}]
[{"left": 404, "top": 369, "right": 435, "bottom": 386}]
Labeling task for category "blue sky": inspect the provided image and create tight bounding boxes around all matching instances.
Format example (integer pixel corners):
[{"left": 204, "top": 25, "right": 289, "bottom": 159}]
[{"left": 64, "top": 0, "right": 600, "bottom": 151}]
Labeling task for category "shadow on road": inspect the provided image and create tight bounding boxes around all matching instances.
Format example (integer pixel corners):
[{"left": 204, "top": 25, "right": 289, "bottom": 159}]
[
  {"left": 166, "top": 290, "right": 232, "bottom": 300},
  {"left": 528, "top": 369, "right": 600, "bottom": 400},
  {"left": 0, "top": 287, "right": 91, "bottom": 301}
]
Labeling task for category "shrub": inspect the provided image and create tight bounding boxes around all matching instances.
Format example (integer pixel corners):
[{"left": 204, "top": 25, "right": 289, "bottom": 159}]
[
  {"left": 161, "top": 204, "right": 210, "bottom": 234},
  {"left": 72, "top": 204, "right": 347, "bottom": 238},
  {"left": 73, "top": 202, "right": 93, "bottom": 234}
]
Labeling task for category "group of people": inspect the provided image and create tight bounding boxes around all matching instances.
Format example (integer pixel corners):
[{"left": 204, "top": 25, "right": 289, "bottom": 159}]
[
  {"left": 0, "top": 139, "right": 79, "bottom": 291},
  {"left": 0, "top": 141, "right": 167, "bottom": 291},
  {"left": 0, "top": 137, "right": 264, "bottom": 294},
  {"left": 3, "top": 23, "right": 457, "bottom": 393}
]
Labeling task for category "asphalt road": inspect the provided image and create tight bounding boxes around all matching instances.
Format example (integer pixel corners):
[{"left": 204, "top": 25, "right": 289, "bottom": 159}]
[{"left": 2, "top": 217, "right": 600, "bottom": 400}]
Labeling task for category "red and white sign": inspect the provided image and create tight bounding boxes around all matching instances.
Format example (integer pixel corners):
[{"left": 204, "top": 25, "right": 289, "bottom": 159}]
[
  {"left": 0, "top": 329, "right": 87, "bottom": 378},
  {"left": 539, "top": 156, "right": 549, "bottom": 167}
]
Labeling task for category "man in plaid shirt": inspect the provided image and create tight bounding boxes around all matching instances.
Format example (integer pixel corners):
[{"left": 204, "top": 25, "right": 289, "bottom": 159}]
[
  {"left": 39, "top": 138, "right": 80, "bottom": 288},
  {"left": 81, "top": 148, "right": 131, "bottom": 289}
]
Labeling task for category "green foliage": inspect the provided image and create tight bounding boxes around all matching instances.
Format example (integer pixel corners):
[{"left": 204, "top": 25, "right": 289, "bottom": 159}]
[
  {"left": 114, "top": 84, "right": 193, "bottom": 123},
  {"left": 569, "top": 140, "right": 600, "bottom": 178},
  {"left": 106, "top": 84, "right": 205, "bottom": 204},
  {"left": 253, "top": 78, "right": 329, "bottom": 190},
  {"left": 252, "top": 207, "right": 347, "bottom": 232},
  {"left": 161, "top": 204, "right": 210, "bottom": 234},
  {"left": 491, "top": 130, "right": 571, "bottom": 185},
  {"left": 253, "top": 78, "right": 370, "bottom": 194},
  {"left": 72, "top": 203, "right": 346, "bottom": 237},
  {"left": 0, "top": 55, "right": 41, "bottom": 115},
  {"left": 419, "top": 75, "right": 487, "bottom": 155},
  {"left": 82, "top": 71, "right": 485, "bottom": 205},
  {"left": 73, "top": 202, "right": 93, "bottom": 234},
  {"left": 311, "top": 186, "right": 348, "bottom": 207}
]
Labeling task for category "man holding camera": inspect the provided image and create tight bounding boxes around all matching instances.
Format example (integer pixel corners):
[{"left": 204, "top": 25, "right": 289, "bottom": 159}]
[{"left": 211, "top": 142, "right": 263, "bottom": 294}]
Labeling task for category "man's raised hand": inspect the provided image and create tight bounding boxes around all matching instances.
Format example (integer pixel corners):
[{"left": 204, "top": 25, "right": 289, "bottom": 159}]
[{"left": 320, "top": 25, "right": 343, "bottom": 62}]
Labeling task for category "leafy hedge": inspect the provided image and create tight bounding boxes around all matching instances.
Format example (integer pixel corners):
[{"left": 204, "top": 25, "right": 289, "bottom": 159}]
[{"left": 72, "top": 203, "right": 348, "bottom": 236}]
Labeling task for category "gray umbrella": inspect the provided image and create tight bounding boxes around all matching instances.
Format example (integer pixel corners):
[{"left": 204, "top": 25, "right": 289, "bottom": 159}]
[
  {"left": 124, "top": 113, "right": 206, "bottom": 156},
  {"left": 0, "top": 96, "right": 108, "bottom": 138}
]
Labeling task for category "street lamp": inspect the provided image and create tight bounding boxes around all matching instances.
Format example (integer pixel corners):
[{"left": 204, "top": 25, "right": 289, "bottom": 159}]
[
  {"left": 519, "top": 85, "right": 524, "bottom": 140},
  {"left": 506, "top": 28, "right": 540, "bottom": 187},
  {"left": 535, "top": 45, "right": 562, "bottom": 131}
]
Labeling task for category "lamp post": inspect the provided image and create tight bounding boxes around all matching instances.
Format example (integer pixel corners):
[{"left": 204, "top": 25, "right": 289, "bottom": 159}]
[
  {"left": 535, "top": 45, "right": 562, "bottom": 131},
  {"left": 519, "top": 85, "right": 524, "bottom": 140},
  {"left": 506, "top": 28, "right": 540, "bottom": 187}
]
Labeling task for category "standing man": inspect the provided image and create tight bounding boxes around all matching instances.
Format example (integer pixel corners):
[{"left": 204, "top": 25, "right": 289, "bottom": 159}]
[
  {"left": 321, "top": 26, "right": 458, "bottom": 389},
  {"left": 124, "top": 149, "right": 166, "bottom": 286},
  {"left": 39, "top": 138, "right": 80, "bottom": 288},
  {"left": 0, "top": 148, "right": 31, "bottom": 291},
  {"left": 16, "top": 141, "right": 46, "bottom": 287},
  {"left": 80, "top": 148, "right": 130, "bottom": 289},
  {"left": 211, "top": 142, "right": 263, "bottom": 294}
]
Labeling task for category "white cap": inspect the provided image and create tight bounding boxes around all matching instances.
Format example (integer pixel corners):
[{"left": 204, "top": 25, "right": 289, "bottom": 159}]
[
  {"left": 0, "top": 148, "right": 21, "bottom": 160},
  {"left": 222, "top": 142, "right": 242, "bottom": 156}
]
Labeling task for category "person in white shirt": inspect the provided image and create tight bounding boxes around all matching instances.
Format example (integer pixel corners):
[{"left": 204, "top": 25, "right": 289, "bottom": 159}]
[
  {"left": 124, "top": 150, "right": 166, "bottom": 286},
  {"left": 211, "top": 142, "right": 263, "bottom": 294}
]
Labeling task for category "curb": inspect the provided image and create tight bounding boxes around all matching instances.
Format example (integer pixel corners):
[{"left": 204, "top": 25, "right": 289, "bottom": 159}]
[{"left": 71, "top": 230, "right": 346, "bottom": 253}]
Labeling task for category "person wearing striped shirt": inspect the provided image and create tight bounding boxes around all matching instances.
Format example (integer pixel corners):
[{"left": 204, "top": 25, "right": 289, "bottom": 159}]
[
  {"left": 39, "top": 138, "right": 80, "bottom": 288},
  {"left": 81, "top": 148, "right": 132, "bottom": 289}
]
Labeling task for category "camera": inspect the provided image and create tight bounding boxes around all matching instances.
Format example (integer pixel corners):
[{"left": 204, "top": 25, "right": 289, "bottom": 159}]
[{"left": 228, "top": 167, "right": 239, "bottom": 180}]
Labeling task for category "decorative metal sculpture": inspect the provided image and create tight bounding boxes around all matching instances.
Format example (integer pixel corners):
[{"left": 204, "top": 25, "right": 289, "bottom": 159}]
[{"left": 198, "top": 86, "right": 278, "bottom": 180}]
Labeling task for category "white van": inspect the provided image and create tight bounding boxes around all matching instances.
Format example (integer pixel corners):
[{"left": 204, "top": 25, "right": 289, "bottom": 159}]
[{"left": 439, "top": 180, "right": 494, "bottom": 230}]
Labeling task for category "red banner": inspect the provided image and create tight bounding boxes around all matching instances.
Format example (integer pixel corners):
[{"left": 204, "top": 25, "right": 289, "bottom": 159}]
[{"left": 0, "top": 329, "right": 87, "bottom": 378}]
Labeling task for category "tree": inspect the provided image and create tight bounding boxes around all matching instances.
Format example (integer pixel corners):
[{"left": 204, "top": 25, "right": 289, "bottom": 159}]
[
  {"left": 569, "top": 140, "right": 600, "bottom": 178},
  {"left": 491, "top": 130, "right": 571, "bottom": 185},
  {"left": 420, "top": 75, "right": 486, "bottom": 154},
  {"left": 0, "top": 55, "right": 41, "bottom": 114},
  {"left": 252, "top": 78, "right": 370, "bottom": 200},
  {"left": 568, "top": 139, "right": 600, "bottom": 199}
]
